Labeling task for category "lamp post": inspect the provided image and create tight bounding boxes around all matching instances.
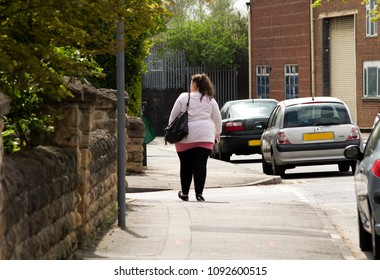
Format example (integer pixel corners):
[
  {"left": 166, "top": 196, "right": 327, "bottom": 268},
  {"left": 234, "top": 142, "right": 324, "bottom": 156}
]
[{"left": 116, "top": 18, "right": 126, "bottom": 228}]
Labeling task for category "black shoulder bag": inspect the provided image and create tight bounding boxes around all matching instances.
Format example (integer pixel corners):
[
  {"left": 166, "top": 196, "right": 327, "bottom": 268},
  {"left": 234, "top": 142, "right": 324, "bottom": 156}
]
[{"left": 164, "top": 93, "right": 190, "bottom": 144}]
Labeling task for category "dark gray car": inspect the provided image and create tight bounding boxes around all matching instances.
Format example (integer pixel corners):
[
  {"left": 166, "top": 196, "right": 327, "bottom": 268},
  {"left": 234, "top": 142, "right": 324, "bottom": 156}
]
[
  {"left": 212, "top": 99, "right": 278, "bottom": 162},
  {"left": 344, "top": 120, "right": 380, "bottom": 259}
]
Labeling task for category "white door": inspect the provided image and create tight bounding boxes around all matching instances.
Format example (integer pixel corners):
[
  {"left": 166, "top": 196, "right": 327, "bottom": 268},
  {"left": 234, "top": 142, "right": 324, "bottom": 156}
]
[{"left": 330, "top": 16, "right": 357, "bottom": 122}]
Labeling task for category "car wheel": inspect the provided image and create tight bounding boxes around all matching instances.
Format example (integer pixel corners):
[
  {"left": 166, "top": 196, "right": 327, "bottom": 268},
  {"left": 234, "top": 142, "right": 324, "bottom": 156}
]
[
  {"left": 262, "top": 156, "right": 273, "bottom": 175},
  {"left": 358, "top": 209, "right": 372, "bottom": 251},
  {"left": 210, "top": 148, "right": 218, "bottom": 159},
  {"left": 338, "top": 162, "right": 350, "bottom": 172},
  {"left": 351, "top": 162, "right": 356, "bottom": 174},
  {"left": 272, "top": 158, "right": 285, "bottom": 177},
  {"left": 219, "top": 148, "right": 230, "bottom": 162},
  {"left": 372, "top": 215, "right": 380, "bottom": 260}
]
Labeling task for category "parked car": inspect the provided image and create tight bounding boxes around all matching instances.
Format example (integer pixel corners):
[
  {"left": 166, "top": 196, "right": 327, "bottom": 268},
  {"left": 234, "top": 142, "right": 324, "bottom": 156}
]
[
  {"left": 344, "top": 121, "right": 380, "bottom": 259},
  {"left": 372, "top": 113, "right": 380, "bottom": 129},
  {"left": 260, "top": 97, "right": 363, "bottom": 176},
  {"left": 212, "top": 99, "right": 278, "bottom": 162}
]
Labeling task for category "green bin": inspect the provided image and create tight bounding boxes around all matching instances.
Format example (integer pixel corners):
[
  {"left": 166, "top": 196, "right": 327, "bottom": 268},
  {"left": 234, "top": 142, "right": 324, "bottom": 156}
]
[{"left": 142, "top": 114, "right": 155, "bottom": 144}]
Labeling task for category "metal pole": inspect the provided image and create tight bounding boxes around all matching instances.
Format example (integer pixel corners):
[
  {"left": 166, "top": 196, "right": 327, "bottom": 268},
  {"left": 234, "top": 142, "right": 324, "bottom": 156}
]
[
  {"left": 310, "top": 0, "right": 316, "bottom": 98},
  {"left": 246, "top": 2, "right": 252, "bottom": 99},
  {"left": 116, "top": 19, "right": 126, "bottom": 228}
]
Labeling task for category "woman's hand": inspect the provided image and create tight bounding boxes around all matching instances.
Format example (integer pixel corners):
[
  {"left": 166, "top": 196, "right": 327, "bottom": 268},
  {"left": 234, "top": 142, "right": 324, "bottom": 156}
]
[{"left": 215, "top": 133, "right": 220, "bottom": 143}]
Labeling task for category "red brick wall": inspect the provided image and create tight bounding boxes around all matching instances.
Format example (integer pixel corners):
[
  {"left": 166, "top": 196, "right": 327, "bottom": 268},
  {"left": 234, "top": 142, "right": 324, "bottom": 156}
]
[
  {"left": 249, "top": 0, "right": 380, "bottom": 128},
  {"left": 249, "top": 0, "right": 311, "bottom": 101},
  {"left": 313, "top": 0, "right": 380, "bottom": 128}
]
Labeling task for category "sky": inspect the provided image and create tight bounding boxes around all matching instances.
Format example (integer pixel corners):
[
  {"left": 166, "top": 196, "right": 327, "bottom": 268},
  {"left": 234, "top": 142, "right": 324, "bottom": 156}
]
[{"left": 233, "top": 0, "right": 249, "bottom": 13}]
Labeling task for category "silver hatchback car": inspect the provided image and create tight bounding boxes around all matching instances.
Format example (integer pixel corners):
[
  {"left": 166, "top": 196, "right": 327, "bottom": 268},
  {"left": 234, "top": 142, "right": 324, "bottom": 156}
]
[{"left": 261, "top": 97, "right": 363, "bottom": 176}]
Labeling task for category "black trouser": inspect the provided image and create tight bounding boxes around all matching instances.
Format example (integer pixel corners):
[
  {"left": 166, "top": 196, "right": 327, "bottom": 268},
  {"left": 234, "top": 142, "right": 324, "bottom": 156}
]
[{"left": 177, "top": 147, "right": 211, "bottom": 196}]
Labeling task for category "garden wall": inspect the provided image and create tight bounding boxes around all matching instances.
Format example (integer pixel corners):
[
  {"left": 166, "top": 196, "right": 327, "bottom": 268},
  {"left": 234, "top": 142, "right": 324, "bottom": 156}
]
[{"left": 0, "top": 79, "right": 145, "bottom": 259}]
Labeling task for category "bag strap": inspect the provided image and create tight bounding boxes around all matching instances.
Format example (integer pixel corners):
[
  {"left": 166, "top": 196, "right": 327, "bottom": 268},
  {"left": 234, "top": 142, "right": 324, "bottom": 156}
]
[{"left": 185, "top": 92, "right": 190, "bottom": 110}]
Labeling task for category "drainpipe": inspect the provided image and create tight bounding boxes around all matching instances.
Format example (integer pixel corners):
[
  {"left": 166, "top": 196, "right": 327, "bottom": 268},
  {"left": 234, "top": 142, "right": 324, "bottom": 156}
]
[
  {"left": 246, "top": 2, "right": 252, "bottom": 99},
  {"left": 310, "top": 0, "right": 316, "bottom": 98}
]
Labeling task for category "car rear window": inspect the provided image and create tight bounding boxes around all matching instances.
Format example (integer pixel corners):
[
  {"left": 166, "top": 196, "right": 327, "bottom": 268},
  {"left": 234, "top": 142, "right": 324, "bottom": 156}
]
[
  {"left": 229, "top": 102, "right": 276, "bottom": 119},
  {"left": 284, "top": 103, "right": 351, "bottom": 128}
]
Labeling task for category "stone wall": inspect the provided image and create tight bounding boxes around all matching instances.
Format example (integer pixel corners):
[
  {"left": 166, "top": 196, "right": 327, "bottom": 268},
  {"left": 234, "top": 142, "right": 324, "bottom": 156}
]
[
  {"left": 84, "top": 130, "right": 117, "bottom": 236},
  {"left": 126, "top": 117, "right": 145, "bottom": 174},
  {"left": 52, "top": 81, "right": 121, "bottom": 241},
  {"left": 0, "top": 93, "right": 9, "bottom": 186},
  {"left": 0, "top": 147, "right": 81, "bottom": 259},
  {"left": 0, "top": 80, "right": 144, "bottom": 259}
]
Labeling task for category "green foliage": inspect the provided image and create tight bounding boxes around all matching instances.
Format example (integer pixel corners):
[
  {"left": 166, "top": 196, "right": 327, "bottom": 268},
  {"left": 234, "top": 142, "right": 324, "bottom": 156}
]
[
  {"left": 90, "top": 1, "right": 169, "bottom": 116},
  {"left": 127, "top": 75, "right": 143, "bottom": 116},
  {"left": 1, "top": 87, "right": 59, "bottom": 153},
  {"left": 165, "top": 0, "right": 248, "bottom": 68},
  {"left": 0, "top": 0, "right": 171, "bottom": 152}
]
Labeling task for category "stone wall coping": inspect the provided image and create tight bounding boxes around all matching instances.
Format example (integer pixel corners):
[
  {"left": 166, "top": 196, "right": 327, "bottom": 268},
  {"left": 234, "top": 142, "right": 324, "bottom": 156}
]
[{"left": 0, "top": 92, "right": 10, "bottom": 117}]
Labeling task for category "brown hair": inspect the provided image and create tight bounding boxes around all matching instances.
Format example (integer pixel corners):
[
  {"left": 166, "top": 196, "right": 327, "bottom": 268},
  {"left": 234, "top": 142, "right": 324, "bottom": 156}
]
[{"left": 191, "top": 73, "right": 215, "bottom": 100}]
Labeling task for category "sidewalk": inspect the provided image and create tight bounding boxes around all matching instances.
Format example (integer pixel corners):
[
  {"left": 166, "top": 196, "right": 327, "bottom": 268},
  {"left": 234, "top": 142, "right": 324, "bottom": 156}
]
[
  {"left": 76, "top": 135, "right": 369, "bottom": 260},
  {"left": 126, "top": 137, "right": 282, "bottom": 193},
  {"left": 75, "top": 137, "right": 283, "bottom": 260}
]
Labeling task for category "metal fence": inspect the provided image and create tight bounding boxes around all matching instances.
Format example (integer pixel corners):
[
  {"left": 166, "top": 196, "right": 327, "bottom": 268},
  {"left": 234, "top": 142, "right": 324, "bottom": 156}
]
[{"left": 142, "top": 45, "right": 238, "bottom": 107}]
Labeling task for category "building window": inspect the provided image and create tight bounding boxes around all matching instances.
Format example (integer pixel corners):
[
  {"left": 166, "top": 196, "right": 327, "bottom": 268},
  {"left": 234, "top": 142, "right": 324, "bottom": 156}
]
[
  {"left": 363, "top": 61, "right": 380, "bottom": 98},
  {"left": 256, "top": 65, "right": 270, "bottom": 98},
  {"left": 366, "top": 0, "right": 378, "bottom": 37},
  {"left": 284, "top": 64, "right": 299, "bottom": 99}
]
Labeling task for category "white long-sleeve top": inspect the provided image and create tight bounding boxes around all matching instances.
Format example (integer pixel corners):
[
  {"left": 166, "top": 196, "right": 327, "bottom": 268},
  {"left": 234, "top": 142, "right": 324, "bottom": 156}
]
[{"left": 168, "top": 91, "right": 222, "bottom": 143}]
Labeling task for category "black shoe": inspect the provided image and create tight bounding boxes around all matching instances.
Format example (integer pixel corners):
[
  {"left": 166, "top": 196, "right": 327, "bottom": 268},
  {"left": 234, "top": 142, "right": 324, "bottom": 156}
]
[
  {"left": 196, "top": 195, "right": 205, "bottom": 202},
  {"left": 178, "top": 191, "right": 189, "bottom": 201}
]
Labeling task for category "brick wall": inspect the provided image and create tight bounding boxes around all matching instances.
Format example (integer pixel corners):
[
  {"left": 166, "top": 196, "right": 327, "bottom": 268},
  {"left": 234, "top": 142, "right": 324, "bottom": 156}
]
[
  {"left": 249, "top": 0, "right": 311, "bottom": 101},
  {"left": 309, "top": 1, "right": 380, "bottom": 127}
]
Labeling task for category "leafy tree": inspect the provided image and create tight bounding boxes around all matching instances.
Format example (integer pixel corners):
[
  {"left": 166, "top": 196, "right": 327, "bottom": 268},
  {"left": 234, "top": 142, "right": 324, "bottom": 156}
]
[
  {"left": 0, "top": 0, "right": 170, "bottom": 152},
  {"left": 90, "top": 1, "right": 170, "bottom": 116},
  {"left": 164, "top": 0, "right": 248, "bottom": 68}
]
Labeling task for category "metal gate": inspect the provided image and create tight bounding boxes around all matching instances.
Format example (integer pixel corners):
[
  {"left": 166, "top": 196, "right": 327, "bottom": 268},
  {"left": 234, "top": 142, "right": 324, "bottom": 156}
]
[{"left": 143, "top": 45, "right": 238, "bottom": 107}]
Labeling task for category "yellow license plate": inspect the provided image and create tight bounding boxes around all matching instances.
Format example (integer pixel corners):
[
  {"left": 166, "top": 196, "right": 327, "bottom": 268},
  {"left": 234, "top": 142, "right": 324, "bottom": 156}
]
[
  {"left": 303, "top": 132, "right": 334, "bottom": 141},
  {"left": 248, "top": 139, "right": 261, "bottom": 146}
]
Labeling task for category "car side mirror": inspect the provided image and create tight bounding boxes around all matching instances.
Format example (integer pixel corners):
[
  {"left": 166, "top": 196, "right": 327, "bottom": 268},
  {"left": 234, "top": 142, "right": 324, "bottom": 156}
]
[{"left": 344, "top": 145, "right": 363, "bottom": 161}]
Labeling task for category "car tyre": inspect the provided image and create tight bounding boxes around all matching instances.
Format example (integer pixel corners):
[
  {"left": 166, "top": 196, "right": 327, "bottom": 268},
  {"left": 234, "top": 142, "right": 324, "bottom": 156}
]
[
  {"left": 351, "top": 162, "right": 356, "bottom": 174},
  {"left": 372, "top": 215, "right": 380, "bottom": 260},
  {"left": 272, "top": 158, "right": 285, "bottom": 177},
  {"left": 262, "top": 156, "right": 273, "bottom": 175},
  {"left": 338, "top": 162, "right": 350, "bottom": 172},
  {"left": 358, "top": 209, "right": 372, "bottom": 251},
  {"left": 210, "top": 148, "right": 218, "bottom": 159},
  {"left": 219, "top": 148, "right": 230, "bottom": 162}
]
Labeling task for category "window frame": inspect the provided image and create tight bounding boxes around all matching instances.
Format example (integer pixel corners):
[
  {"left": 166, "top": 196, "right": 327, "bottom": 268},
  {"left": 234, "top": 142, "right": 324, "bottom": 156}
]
[
  {"left": 366, "top": 0, "right": 378, "bottom": 37},
  {"left": 363, "top": 61, "right": 380, "bottom": 98},
  {"left": 256, "top": 65, "right": 270, "bottom": 99},
  {"left": 284, "top": 64, "right": 299, "bottom": 99}
]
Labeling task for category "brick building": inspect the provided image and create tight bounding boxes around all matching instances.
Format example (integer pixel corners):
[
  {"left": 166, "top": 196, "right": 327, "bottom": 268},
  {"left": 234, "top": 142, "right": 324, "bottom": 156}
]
[{"left": 247, "top": 0, "right": 380, "bottom": 128}]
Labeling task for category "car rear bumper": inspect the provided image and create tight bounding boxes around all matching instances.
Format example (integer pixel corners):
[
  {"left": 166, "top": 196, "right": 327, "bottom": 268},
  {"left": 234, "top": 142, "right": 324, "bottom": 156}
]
[
  {"left": 276, "top": 139, "right": 361, "bottom": 152},
  {"left": 274, "top": 143, "right": 360, "bottom": 166},
  {"left": 220, "top": 135, "right": 262, "bottom": 155}
]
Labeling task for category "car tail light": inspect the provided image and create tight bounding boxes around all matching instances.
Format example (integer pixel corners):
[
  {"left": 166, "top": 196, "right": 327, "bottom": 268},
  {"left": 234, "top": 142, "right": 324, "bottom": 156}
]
[
  {"left": 372, "top": 160, "right": 380, "bottom": 177},
  {"left": 277, "top": 130, "right": 290, "bottom": 144},
  {"left": 347, "top": 126, "right": 360, "bottom": 141},
  {"left": 225, "top": 122, "right": 244, "bottom": 132}
]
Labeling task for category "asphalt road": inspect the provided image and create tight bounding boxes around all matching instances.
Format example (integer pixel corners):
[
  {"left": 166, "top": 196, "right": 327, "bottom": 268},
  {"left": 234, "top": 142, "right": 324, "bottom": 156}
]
[{"left": 231, "top": 154, "right": 371, "bottom": 260}]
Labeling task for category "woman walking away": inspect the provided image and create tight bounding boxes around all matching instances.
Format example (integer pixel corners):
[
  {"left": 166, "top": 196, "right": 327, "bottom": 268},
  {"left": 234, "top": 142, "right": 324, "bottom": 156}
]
[{"left": 168, "top": 73, "right": 222, "bottom": 202}]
